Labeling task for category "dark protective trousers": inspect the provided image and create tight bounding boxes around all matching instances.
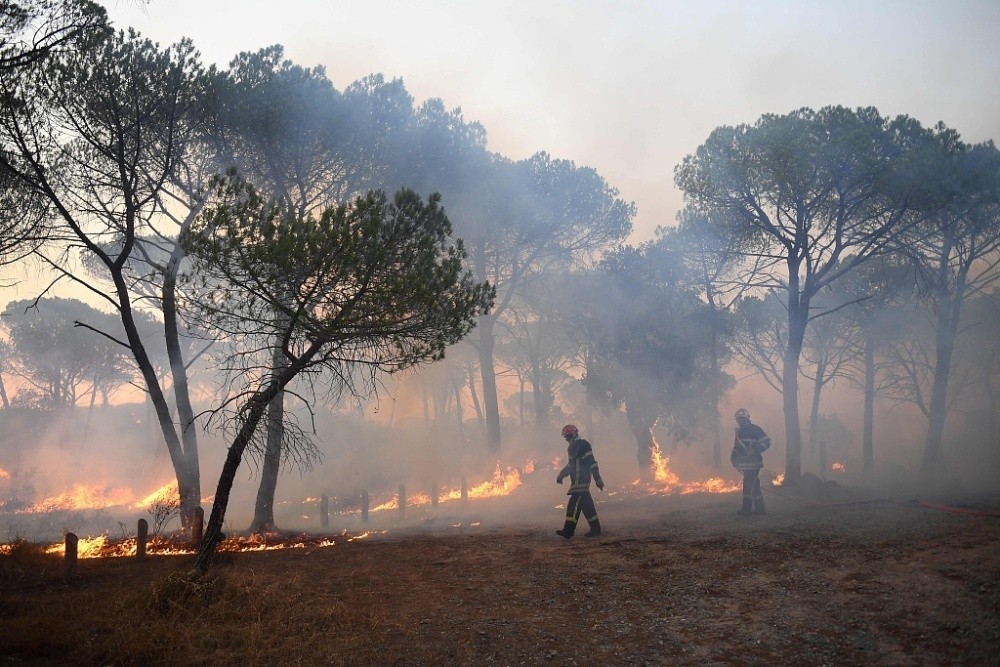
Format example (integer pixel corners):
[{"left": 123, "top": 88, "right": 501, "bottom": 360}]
[
  {"left": 741, "top": 469, "right": 764, "bottom": 512},
  {"left": 561, "top": 491, "right": 600, "bottom": 536}
]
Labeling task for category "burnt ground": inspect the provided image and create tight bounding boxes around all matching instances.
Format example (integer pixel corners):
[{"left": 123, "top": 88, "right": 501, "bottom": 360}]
[{"left": 1, "top": 487, "right": 999, "bottom": 666}]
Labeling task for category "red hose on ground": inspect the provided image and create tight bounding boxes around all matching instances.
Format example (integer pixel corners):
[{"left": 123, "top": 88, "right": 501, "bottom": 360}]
[
  {"left": 762, "top": 487, "right": 1000, "bottom": 517},
  {"left": 913, "top": 500, "right": 1000, "bottom": 518}
]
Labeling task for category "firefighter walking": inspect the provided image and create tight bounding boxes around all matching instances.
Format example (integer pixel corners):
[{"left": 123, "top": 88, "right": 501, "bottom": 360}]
[
  {"left": 555, "top": 424, "right": 604, "bottom": 538},
  {"left": 730, "top": 408, "right": 771, "bottom": 515}
]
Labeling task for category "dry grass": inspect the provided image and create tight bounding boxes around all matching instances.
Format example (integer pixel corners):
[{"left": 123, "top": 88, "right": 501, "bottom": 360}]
[{"left": 2, "top": 492, "right": 999, "bottom": 666}]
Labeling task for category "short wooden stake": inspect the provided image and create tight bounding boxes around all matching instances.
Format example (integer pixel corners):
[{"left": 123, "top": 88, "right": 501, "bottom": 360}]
[
  {"left": 320, "top": 494, "right": 329, "bottom": 528},
  {"left": 136, "top": 518, "right": 148, "bottom": 560},
  {"left": 361, "top": 490, "right": 369, "bottom": 523},
  {"left": 64, "top": 532, "right": 78, "bottom": 581},
  {"left": 191, "top": 506, "right": 204, "bottom": 547},
  {"left": 398, "top": 484, "right": 406, "bottom": 518}
]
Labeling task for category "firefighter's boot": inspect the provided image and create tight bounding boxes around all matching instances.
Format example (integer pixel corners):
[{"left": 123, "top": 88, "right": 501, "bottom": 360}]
[
  {"left": 737, "top": 497, "right": 753, "bottom": 516},
  {"left": 753, "top": 496, "right": 766, "bottom": 515},
  {"left": 556, "top": 521, "right": 575, "bottom": 539},
  {"left": 584, "top": 518, "right": 602, "bottom": 538}
]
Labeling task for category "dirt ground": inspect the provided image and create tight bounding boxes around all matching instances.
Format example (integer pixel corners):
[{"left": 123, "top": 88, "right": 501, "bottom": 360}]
[{"left": 2, "top": 486, "right": 999, "bottom": 666}]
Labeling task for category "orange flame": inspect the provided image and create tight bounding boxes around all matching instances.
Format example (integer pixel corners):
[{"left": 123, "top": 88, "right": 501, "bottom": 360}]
[
  {"left": 19, "top": 484, "right": 134, "bottom": 513},
  {"left": 132, "top": 480, "right": 180, "bottom": 510},
  {"left": 367, "top": 462, "right": 527, "bottom": 512},
  {"left": 31, "top": 530, "right": 386, "bottom": 559},
  {"left": 45, "top": 534, "right": 111, "bottom": 558},
  {"left": 0, "top": 466, "right": 10, "bottom": 479},
  {"left": 634, "top": 442, "right": 740, "bottom": 495},
  {"left": 831, "top": 462, "right": 846, "bottom": 473},
  {"left": 444, "top": 462, "right": 523, "bottom": 501}
]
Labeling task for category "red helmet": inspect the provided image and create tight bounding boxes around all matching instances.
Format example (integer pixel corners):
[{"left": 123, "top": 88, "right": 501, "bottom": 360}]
[{"left": 561, "top": 424, "right": 579, "bottom": 438}]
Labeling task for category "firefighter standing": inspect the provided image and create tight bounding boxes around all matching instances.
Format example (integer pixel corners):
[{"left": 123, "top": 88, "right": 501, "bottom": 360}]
[
  {"left": 730, "top": 408, "right": 771, "bottom": 515},
  {"left": 555, "top": 424, "right": 604, "bottom": 538}
]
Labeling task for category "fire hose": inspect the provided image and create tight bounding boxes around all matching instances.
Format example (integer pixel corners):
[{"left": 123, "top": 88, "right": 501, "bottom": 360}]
[{"left": 762, "top": 486, "right": 1000, "bottom": 518}]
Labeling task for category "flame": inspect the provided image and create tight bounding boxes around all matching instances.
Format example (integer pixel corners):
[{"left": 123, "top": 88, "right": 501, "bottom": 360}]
[
  {"left": 634, "top": 441, "right": 740, "bottom": 495},
  {"left": 0, "top": 466, "right": 9, "bottom": 479},
  {"left": 366, "top": 462, "right": 526, "bottom": 512},
  {"left": 7, "top": 478, "right": 212, "bottom": 516},
  {"left": 25, "top": 530, "right": 386, "bottom": 560},
  {"left": 444, "top": 462, "right": 522, "bottom": 501},
  {"left": 45, "top": 534, "right": 111, "bottom": 558},
  {"left": 773, "top": 473, "right": 785, "bottom": 485},
  {"left": 132, "top": 480, "right": 180, "bottom": 510},
  {"left": 831, "top": 462, "right": 846, "bottom": 473},
  {"left": 19, "top": 484, "right": 134, "bottom": 513},
  {"left": 370, "top": 495, "right": 399, "bottom": 512}
]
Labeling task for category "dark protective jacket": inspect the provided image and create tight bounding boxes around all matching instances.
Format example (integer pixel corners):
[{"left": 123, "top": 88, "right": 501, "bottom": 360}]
[
  {"left": 731, "top": 422, "right": 771, "bottom": 471},
  {"left": 557, "top": 438, "right": 603, "bottom": 494}
]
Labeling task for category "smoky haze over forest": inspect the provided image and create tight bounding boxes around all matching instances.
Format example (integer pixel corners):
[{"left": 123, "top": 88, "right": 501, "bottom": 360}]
[{"left": 0, "top": 2, "right": 998, "bottom": 551}]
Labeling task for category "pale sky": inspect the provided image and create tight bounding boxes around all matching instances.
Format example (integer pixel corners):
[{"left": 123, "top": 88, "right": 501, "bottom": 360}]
[{"left": 80, "top": 0, "right": 1000, "bottom": 242}]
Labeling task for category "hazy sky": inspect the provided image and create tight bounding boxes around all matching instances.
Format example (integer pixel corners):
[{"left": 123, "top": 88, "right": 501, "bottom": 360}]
[{"left": 91, "top": 1, "right": 1000, "bottom": 241}]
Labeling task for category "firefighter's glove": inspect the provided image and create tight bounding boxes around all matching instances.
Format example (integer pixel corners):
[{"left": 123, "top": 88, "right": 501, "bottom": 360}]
[
  {"left": 596, "top": 479, "right": 604, "bottom": 491},
  {"left": 556, "top": 474, "right": 565, "bottom": 485}
]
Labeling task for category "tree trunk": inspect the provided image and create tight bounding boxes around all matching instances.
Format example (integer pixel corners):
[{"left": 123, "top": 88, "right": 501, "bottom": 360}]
[
  {"left": 782, "top": 290, "right": 808, "bottom": 483},
  {"left": 806, "top": 356, "right": 827, "bottom": 472},
  {"left": 984, "top": 355, "right": 1000, "bottom": 476},
  {"left": 862, "top": 335, "right": 876, "bottom": 477},
  {"left": 531, "top": 363, "right": 553, "bottom": 428},
  {"left": 709, "top": 407, "right": 722, "bottom": 469},
  {"left": 250, "top": 390, "right": 284, "bottom": 533},
  {"left": 625, "top": 398, "right": 657, "bottom": 474},
  {"left": 919, "top": 288, "right": 963, "bottom": 483},
  {"left": 705, "top": 295, "right": 724, "bottom": 469},
  {"left": 518, "top": 376, "right": 525, "bottom": 427},
  {"left": 476, "top": 314, "right": 501, "bottom": 450},
  {"left": 0, "top": 372, "right": 8, "bottom": 408},
  {"left": 467, "top": 366, "right": 484, "bottom": 428},
  {"left": 163, "top": 262, "right": 201, "bottom": 524},
  {"left": 112, "top": 271, "right": 195, "bottom": 527},
  {"left": 196, "top": 349, "right": 317, "bottom": 571},
  {"left": 250, "top": 341, "right": 288, "bottom": 533},
  {"left": 196, "top": 396, "right": 271, "bottom": 571},
  {"left": 453, "top": 379, "right": 467, "bottom": 450}
]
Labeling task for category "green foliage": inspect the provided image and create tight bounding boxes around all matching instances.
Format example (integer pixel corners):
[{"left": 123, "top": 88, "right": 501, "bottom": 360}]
[
  {"left": 1, "top": 297, "right": 136, "bottom": 407},
  {"left": 0, "top": 0, "right": 107, "bottom": 72},
  {"left": 183, "top": 180, "right": 493, "bottom": 377},
  {"left": 572, "top": 240, "right": 713, "bottom": 428}
]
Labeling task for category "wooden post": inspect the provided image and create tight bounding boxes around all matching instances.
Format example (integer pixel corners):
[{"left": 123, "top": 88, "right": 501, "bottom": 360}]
[
  {"left": 136, "top": 518, "right": 148, "bottom": 561},
  {"left": 64, "top": 532, "right": 78, "bottom": 582},
  {"left": 320, "top": 494, "right": 329, "bottom": 528},
  {"left": 191, "top": 506, "right": 204, "bottom": 547},
  {"left": 361, "top": 490, "right": 369, "bottom": 523},
  {"left": 461, "top": 476, "right": 468, "bottom": 503},
  {"left": 431, "top": 480, "right": 438, "bottom": 508},
  {"left": 398, "top": 484, "right": 406, "bottom": 518}
]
